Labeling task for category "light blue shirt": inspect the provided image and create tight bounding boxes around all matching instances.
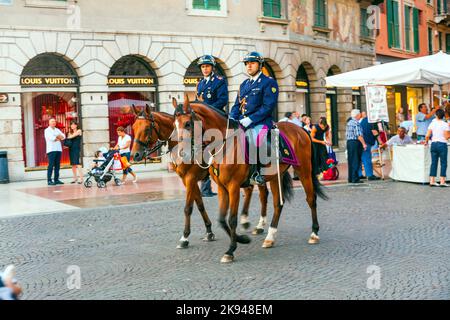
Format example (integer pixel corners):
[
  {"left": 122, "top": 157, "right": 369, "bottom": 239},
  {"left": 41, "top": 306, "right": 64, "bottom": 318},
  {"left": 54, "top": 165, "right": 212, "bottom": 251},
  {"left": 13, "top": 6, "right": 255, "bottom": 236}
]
[{"left": 416, "top": 112, "right": 434, "bottom": 136}]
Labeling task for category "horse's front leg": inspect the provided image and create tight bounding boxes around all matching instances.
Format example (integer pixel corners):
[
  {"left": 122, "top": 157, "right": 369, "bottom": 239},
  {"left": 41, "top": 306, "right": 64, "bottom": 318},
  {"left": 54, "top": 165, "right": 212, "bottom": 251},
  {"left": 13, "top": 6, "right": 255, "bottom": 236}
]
[
  {"left": 192, "top": 179, "right": 215, "bottom": 242},
  {"left": 221, "top": 184, "right": 251, "bottom": 263},
  {"left": 177, "top": 176, "right": 195, "bottom": 249},
  {"left": 240, "top": 186, "right": 254, "bottom": 231}
]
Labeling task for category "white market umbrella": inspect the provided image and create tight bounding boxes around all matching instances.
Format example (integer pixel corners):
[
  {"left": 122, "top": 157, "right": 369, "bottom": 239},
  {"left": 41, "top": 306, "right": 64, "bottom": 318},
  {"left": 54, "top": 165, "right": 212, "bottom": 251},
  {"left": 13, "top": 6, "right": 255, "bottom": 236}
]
[{"left": 325, "top": 51, "right": 450, "bottom": 104}]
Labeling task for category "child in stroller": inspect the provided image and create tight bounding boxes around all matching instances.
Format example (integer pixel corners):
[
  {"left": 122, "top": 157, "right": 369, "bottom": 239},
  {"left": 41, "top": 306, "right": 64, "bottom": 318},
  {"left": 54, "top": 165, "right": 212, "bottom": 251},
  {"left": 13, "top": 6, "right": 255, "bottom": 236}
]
[{"left": 84, "top": 147, "right": 122, "bottom": 188}]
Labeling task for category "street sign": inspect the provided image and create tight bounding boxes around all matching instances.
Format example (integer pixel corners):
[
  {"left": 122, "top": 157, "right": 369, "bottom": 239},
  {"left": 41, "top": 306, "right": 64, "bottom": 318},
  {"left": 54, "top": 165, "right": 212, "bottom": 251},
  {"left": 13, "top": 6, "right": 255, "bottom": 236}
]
[{"left": 0, "top": 93, "right": 8, "bottom": 103}]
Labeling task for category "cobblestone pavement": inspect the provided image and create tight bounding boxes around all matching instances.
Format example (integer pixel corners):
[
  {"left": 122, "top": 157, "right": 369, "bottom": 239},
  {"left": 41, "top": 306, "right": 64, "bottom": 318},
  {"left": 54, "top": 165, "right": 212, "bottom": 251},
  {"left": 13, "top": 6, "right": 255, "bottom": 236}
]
[{"left": 0, "top": 181, "right": 449, "bottom": 300}]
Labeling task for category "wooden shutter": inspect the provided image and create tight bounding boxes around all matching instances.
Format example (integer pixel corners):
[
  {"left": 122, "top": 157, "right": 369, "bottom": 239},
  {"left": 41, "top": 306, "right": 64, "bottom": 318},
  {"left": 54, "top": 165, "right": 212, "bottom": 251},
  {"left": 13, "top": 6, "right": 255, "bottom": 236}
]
[
  {"left": 387, "top": 0, "right": 394, "bottom": 47},
  {"left": 193, "top": 0, "right": 205, "bottom": 9},
  {"left": 413, "top": 8, "right": 419, "bottom": 53},
  {"left": 207, "top": 0, "right": 220, "bottom": 10},
  {"left": 393, "top": 1, "right": 400, "bottom": 48},
  {"left": 404, "top": 6, "right": 410, "bottom": 51}
]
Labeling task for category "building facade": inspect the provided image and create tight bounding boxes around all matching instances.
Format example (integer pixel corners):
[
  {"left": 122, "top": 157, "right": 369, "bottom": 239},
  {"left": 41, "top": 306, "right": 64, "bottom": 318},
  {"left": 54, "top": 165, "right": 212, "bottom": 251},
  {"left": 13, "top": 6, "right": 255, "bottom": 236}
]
[{"left": 0, "top": 0, "right": 376, "bottom": 181}]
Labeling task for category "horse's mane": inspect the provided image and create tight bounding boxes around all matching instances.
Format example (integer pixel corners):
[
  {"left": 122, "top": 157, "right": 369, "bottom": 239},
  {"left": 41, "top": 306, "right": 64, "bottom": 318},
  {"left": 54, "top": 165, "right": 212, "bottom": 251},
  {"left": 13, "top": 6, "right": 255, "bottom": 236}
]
[{"left": 190, "top": 101, "right": 228, "bottom": 120}]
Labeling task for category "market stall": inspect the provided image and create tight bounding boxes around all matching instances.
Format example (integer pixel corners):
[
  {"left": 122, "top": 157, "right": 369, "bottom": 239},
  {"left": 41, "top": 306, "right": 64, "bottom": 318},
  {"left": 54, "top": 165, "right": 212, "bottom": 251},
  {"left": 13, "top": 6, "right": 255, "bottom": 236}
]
[{"left": 390, "top": 144, "right": 450, "bottom": 183}]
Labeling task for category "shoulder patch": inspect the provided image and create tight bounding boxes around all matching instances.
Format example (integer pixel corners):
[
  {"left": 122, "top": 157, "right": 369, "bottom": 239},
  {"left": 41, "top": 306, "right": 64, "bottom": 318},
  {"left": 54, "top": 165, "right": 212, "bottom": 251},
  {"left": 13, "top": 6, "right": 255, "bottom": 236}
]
[
  {"left": 272, "top": 87, "right": 277, "bottom": 94},
  {"left": 217, "top": 76, "right": 223, "bottom": 80}
]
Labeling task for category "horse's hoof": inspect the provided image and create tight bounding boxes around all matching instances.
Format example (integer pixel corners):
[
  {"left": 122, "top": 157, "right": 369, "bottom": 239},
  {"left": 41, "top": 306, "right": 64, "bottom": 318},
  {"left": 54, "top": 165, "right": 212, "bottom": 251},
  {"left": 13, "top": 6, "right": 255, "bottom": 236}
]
[
  {"left": 308, "top": 234, "right": 320, "bottom": 245},
  {"left": 241, "top": 222, "right": 251, "bottom": 230},
  {"left": 176, "top": 240, "right": 189, "bottom": 249},
  {"left": 252, "top": 228, "right": 264, "bottom": 235},
  {"left": 203, "top": 232, "right": 216, "bottom": 242},
  {"left": 262, "top": 240, "right": 274, "bottom": 248},
  {"left": 220, "top": 254, "right": 234, "bottom": 263},
  {"left": 236, "top": 235, "right": 251, "bottom": 244}
]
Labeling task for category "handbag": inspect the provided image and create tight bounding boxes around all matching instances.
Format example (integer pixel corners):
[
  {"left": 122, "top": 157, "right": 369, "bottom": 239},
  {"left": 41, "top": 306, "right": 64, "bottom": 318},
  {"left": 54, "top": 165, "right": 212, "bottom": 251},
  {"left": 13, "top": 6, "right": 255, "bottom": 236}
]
[{"left": 63, "top": 139, "right": 73, "bottom": 148}]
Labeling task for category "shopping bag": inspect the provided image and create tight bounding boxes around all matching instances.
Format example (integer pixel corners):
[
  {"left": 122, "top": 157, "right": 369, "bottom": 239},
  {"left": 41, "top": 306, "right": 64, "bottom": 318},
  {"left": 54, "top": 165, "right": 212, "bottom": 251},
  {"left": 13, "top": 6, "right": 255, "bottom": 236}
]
[
  {"left": 326, "top": 145, "right": 337, "bottom": 164},
  {"left": 120, "top": 156, "right": 131, "bottom": 169}
]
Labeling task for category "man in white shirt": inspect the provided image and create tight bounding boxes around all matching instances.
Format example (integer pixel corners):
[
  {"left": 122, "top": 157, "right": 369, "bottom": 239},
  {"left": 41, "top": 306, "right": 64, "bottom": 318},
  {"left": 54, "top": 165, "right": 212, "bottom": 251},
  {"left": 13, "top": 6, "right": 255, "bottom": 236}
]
[
  {"left": 44, "top": 118, "right": 65, "bottom": 186},
  {"left": 382, "top": 127, "right": 413, "bottom": 148}
]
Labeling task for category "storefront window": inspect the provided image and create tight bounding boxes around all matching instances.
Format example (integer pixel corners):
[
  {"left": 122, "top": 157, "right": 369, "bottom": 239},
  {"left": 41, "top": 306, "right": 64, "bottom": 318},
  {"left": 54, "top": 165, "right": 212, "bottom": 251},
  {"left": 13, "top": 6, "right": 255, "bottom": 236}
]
[
  {"left": 22, "top": 92, "right": 78, "bottom": 167},
  {"left": 107, "top": 91, "right": 154, "bottom": 147}
]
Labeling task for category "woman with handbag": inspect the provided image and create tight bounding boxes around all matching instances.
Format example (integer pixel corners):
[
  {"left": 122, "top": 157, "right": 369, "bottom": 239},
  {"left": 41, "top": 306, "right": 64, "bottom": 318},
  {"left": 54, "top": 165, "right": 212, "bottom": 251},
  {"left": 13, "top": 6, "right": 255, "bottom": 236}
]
[
  {"left": 114, "top": 126, "right": 137, "bottom": 184},
  {"left": 311, "top": 117, "right": 332, "bottom": 177},
  {"left": 66, "top": 121, "right": 83, "bottom": 184}
]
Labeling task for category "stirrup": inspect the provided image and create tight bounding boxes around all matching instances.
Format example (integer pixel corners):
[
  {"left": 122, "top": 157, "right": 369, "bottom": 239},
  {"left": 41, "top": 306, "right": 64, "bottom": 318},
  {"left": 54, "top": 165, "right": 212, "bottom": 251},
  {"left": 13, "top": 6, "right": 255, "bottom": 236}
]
[{"left": 250, "top": 172, "right": 265, "bottom": 186}]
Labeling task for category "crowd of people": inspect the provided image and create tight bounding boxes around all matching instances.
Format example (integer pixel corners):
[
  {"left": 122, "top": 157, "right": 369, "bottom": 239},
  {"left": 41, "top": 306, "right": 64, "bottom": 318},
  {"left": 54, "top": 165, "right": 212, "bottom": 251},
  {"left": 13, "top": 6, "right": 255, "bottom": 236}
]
[{"left": 346, "top": 102, "right": 450, "bottom": 187}]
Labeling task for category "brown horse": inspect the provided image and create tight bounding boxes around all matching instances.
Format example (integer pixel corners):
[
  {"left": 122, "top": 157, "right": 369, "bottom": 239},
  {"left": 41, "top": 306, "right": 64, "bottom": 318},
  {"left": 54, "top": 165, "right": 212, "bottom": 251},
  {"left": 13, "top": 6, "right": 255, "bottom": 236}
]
[
  {"left": 173, "top": 97, "right": 327, "bottom": 263},
  {"left": 131, "top": 104, "right": 269, "bottom": 249}
]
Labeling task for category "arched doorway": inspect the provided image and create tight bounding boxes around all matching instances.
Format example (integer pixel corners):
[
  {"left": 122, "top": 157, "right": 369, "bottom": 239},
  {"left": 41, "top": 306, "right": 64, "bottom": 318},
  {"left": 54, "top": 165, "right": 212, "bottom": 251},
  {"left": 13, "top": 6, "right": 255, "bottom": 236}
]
[
  {"left": 183, "top": 57, "right": 227, "bottom": 103},
  {"left": 21, "top": 53, "right": 79, "bottom": 168},
  {"left": 295, "top": 64, "right": 311, "bottom": 116},
  {"left": 107, "top": 55, "right": 158, "bottom": 148},
  {"left": 326, "top": 67, "right": 340, "bottom": 146}
]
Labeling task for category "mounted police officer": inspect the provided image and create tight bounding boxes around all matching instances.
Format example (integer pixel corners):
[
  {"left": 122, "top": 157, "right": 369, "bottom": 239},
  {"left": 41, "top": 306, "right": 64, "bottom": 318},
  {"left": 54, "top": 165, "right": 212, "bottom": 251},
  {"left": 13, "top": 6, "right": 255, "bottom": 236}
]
[
  {"left": 197, "top": 55, "right": 229, "bottom": 196},
  {"left": 230, "top": 52, "right": 279, "bottom": 185},
  {"left": 196, "top": 55, "right": 228, "bottom": 112}
]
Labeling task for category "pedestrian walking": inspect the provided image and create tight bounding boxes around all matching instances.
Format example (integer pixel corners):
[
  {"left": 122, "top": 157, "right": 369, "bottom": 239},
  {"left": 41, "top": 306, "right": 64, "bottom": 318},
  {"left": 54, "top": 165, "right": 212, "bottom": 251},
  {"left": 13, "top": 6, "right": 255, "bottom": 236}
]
[{"left": 114, "top": 126, "right": 137, "bottom": 184}]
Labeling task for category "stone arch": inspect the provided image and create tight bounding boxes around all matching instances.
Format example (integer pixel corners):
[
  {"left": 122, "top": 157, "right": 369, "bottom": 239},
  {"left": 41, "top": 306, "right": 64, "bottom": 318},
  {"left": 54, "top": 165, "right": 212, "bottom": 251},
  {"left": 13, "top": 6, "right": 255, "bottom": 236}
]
[
  {"left": 21, "top": 53, "right": 80, "bottom": 78},
  {"left": 295, "top": 61, "right": 318, "bottom": 117}
]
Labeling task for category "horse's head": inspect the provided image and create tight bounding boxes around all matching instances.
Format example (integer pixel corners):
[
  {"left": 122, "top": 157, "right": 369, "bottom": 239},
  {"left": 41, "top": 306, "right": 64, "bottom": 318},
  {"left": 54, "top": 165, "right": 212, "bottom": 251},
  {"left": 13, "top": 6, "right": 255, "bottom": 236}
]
[
  {"left": 172, "top": 94, "right": 200, "bottom": 140},
  {"left": 131, "top": 103, "right": 158, "bottom": 162}
]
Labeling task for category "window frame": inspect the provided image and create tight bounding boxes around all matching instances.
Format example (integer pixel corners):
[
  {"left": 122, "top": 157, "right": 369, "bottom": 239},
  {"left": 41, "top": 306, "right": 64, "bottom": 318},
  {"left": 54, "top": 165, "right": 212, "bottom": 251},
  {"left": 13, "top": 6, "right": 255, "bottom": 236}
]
[
  {"left": 314, "top": 0, "right": 327, "bottom": 28},
  {"left": 186, "top": 0, "right": 227, "bottom": 17},
  {"left": 263, "top": 0, "right": 282, "bottom": 19},
  {"left": 24, "top": 0, "right": 69, "bottom": 9}
]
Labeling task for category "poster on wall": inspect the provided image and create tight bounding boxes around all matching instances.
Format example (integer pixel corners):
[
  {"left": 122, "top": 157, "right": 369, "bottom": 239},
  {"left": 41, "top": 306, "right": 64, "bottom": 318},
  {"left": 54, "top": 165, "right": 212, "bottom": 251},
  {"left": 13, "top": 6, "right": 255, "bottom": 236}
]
[{"left": 365, "top": 86, "right": 389, "bottom": 123}]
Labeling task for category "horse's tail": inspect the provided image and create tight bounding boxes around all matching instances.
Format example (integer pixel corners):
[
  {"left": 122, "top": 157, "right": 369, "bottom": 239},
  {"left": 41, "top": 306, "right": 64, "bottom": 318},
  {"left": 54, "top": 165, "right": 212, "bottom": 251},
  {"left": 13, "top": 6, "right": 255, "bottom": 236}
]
[
  {"left": 305, "top": 128, "right": 328, "bottom": 201},
  {"left": 281, "top": 171, "right": 294, "bottom": 203}
]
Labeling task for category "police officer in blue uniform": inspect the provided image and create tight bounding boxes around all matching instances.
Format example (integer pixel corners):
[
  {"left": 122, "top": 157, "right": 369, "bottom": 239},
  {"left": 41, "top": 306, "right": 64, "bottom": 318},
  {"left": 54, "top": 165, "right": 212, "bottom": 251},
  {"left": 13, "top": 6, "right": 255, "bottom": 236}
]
[
  {"left": 230, "top": 52, "right": 279, "bottom": 185},
  {"left": 196, "top": 55, "right": 228, "bottom": 112},
  {"left": 197, "top": 55, "right": 229, "bottom": 196}
]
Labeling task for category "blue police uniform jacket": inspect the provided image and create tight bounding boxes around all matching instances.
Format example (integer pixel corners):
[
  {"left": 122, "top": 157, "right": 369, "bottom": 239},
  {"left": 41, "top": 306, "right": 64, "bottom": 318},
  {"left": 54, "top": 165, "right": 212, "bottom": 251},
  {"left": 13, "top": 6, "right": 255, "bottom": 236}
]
[
  {"left": 197, "top": 73, "right": 228, "bottom": 112},
  {"left": 230, "top": 73, "right": 279, "bottom": 129}
]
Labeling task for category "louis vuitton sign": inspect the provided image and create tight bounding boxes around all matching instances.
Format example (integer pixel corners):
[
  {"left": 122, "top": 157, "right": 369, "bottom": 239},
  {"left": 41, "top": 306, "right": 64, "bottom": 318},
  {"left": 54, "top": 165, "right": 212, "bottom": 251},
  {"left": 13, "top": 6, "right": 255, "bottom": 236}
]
[
  {"left": 108, "top": 76, "right": 156, "bottom": 87},
  {"left": 20, "top": 76, "right": 78, "bottom": 87}
]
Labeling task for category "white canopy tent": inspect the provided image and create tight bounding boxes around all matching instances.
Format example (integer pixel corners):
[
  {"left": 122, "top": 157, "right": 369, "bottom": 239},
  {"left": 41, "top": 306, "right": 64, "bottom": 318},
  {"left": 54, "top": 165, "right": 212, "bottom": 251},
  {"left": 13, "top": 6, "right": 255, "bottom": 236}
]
[{"left": 325, "top": 51, "right": 450, "bottom": 104}]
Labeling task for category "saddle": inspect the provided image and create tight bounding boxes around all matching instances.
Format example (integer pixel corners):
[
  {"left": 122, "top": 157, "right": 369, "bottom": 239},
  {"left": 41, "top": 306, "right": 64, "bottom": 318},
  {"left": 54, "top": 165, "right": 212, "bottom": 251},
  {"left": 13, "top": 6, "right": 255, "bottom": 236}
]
[
  {"left": 243, "top": 125, "right": 299, "bottom": 166},
  {"left": 240, "top": 125, "right": 298, "bottom": 187}
]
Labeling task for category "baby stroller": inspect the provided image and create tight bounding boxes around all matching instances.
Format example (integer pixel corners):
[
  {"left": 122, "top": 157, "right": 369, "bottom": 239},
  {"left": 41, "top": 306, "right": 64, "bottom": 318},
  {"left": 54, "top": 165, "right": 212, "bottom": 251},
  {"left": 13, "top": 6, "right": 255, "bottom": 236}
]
[{"left": 84, "top": 149, "right": 122, "bottom": 188}]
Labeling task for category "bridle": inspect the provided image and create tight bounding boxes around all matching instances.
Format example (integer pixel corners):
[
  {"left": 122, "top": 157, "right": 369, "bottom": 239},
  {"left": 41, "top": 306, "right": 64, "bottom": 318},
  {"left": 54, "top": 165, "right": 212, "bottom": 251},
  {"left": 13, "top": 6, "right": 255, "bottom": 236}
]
[
  {"left": 173, "top": 103, "right": 233, "bottom": 169},
  {"left": 134, "top": 111, "right": 168, "bottom": 161}
]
